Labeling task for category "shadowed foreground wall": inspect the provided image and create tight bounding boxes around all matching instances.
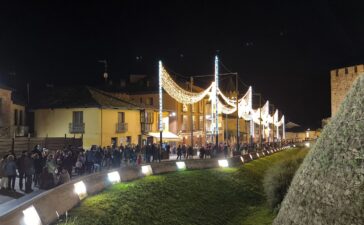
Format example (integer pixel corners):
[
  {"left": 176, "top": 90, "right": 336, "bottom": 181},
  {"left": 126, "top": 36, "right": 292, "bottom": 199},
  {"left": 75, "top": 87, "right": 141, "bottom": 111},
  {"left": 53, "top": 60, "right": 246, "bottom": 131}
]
[{"left": 274, "top": 75, "right": 364, "bottom": 225}]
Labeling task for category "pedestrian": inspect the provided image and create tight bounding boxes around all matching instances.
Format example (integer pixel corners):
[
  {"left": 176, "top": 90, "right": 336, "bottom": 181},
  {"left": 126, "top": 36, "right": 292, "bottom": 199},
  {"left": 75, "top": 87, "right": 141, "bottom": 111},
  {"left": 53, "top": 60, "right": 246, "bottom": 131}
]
[
  {"left": 137, "top": 154, "right": 142, "bottom": 166},
  {"left": 187, "top": 145, "right": 193, "bottom": 159},
  {"left": 57, "top": 168, "right": 70, "bottom": 185},
  {"left": 39, "top": 167, "right": 54, "bottom": 190},
  {"left": 0, "top": 155, "right": 8, "bottom": 190},
  {"left": 177, "top": 145, "right": 182, "bottom": 160},
  {"left": 24, "top": 152, "right": 35, "bottom": 193},
  {"left": 4, "top": 155, "right": 17, "bottom": 191},
  {"left": 17, "top": 151, "right": 27, "bottom": 191}
]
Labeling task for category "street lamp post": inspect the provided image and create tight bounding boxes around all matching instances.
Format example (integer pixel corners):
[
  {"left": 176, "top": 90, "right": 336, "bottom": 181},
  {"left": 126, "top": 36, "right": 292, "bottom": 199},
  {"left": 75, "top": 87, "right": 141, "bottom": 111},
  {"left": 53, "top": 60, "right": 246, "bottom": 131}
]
[
  {"left": 270, "top": 103, "right": 275, "bottom": 144},
  {"left": 235, "top": 73, "right": 239, "bottom": 153},
  {"left": 253, "top": 93, "right": 262, "bottom": 149}
]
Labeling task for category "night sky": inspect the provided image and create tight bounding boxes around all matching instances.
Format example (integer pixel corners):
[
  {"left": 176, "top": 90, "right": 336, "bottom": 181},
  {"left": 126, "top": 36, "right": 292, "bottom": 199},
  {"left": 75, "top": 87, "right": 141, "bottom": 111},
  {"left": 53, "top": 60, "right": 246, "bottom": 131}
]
[{"left": 1, "top": 1, "right": 364, "bottom": 129}]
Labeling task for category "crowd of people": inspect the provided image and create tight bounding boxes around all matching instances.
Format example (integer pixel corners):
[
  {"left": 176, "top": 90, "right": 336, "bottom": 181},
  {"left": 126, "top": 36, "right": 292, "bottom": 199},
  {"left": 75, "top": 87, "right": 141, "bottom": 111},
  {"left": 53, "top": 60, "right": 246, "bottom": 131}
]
[{"left": 0, "top": 140, "right": 292, "bottom": 194}]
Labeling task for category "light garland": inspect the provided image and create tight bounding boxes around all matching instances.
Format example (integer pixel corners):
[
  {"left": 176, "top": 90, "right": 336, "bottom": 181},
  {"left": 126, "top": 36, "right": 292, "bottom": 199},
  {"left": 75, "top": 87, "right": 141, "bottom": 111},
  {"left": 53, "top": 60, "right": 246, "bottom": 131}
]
[
  {"left": 159, "top": 61, "right": 287, "bottom": 141},
  {"left": 161, "top": 67, "right": 213, "bottom": 104}
]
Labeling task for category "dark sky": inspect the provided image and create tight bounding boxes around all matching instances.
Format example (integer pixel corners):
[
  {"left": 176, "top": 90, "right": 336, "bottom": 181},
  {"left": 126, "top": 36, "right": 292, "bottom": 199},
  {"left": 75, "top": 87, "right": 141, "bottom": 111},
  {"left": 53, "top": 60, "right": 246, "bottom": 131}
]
[{"left": 1, "top": 0, "right": 364, "bottom": 129}]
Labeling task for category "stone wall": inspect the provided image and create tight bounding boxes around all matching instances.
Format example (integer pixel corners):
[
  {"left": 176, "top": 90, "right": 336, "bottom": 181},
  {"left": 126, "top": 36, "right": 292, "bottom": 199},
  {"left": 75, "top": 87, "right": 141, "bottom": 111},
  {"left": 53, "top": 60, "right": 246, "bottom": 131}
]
[
  {"left": 274, "top": 74, "right": 364, "bottom": 225},
  {"left": 330, "top": 64, "right": 364, "bottom": 116}
]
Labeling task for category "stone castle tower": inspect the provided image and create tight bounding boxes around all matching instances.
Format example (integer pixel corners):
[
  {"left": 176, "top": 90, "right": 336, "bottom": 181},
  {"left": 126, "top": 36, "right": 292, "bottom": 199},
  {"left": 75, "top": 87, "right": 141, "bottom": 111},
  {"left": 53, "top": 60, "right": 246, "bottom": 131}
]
[{"left": 330, "top": 64, "right": 364, "bottom": 116}]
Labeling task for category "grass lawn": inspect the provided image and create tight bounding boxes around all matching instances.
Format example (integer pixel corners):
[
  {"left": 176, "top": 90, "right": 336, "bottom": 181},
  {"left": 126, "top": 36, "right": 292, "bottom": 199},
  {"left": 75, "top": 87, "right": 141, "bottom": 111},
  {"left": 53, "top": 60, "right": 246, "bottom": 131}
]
[{"left": 57, "top": 148, "right": 308, "bottom": 225}]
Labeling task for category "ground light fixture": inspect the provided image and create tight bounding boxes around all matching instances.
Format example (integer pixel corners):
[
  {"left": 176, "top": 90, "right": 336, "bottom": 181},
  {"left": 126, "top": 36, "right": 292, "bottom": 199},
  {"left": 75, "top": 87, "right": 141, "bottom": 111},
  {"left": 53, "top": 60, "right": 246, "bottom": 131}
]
[
  {"left": 305, "top": 142, "right": 310, "bottom": 148},
  {"left": 141, "top": 165, "right": 153, "bottom": 175},
  {"left": 22, "top": 205, "right": 42, "bottom": 225},
  {"left": 240, "top": 156, "right": 245, "bottom": 163},
  {"left": 108, "top": 171, "right": 121, "bottom": 183},
  {"left": 218, "top": 159, "right": 229, "bottom": 168},
  {"left": 74, "top": 181, "right": 87, "bottom": 200},
  {"left": 176, "top": 161, "right": 186, "bottom": 170}
]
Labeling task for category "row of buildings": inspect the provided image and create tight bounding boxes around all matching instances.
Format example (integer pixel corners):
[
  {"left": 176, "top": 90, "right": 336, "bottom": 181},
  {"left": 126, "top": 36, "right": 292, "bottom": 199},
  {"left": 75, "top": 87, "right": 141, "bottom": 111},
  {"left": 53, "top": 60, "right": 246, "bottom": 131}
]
[
  {"left": 3, "top": 62, "right": 360, "bottom": 149},
  {"left": 0, "top": 75, "right": 266, "bottom": 149}
]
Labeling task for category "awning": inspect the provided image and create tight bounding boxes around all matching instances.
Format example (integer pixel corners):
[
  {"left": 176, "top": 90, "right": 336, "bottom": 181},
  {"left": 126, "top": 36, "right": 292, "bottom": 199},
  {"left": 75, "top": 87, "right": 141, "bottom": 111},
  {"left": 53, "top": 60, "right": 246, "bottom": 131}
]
[{"left": 148, "top": 131, "right": 182, "bottom": 141}]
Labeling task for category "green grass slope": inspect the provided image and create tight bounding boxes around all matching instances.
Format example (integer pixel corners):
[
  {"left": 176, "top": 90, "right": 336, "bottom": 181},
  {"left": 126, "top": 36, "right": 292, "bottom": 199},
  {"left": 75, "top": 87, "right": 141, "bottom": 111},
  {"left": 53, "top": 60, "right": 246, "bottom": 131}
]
[{"left": 57, "top": 148, "right": 308, "bottom": 225}]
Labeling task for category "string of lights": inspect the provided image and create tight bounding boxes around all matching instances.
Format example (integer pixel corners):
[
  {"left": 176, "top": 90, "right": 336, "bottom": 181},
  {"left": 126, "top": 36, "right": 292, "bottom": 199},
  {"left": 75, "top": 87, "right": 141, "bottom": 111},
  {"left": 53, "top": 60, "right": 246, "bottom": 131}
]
[{"left": 159, "top": 62, "right": 286, "bottom": 136}]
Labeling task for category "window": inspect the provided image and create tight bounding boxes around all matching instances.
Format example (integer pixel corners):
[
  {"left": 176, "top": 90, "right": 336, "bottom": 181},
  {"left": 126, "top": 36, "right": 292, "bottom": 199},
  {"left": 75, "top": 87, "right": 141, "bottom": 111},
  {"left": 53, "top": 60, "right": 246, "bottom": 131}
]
[
  {"left": 182, "top": 115, "right": 188, "bottom": 131},
  {"left": 14, "top": 109, "right": 18, "bottom": 125},
  {"left": 199, "top": 115, "right": 204, "bottom": 130},
  {"left": 182, "top": 104, "right": 188, "bottom": 112},
  {"left": 192, "top": 115, "right": 196, "bottom": 129},
  {"left": 19, "top": 110, "right": 23, "bottom": 126},
  {"left": 118, "top": 112, "right": 125, "bottom": 123},
  {"left": 146, "top": 97, "right": 154, "bottom": 106},
  {"left": 72, "top": 111, "right": 83, "bottom": 125},
  {"left": 141, "top": 110, "right": 154, "bottom": 124},
  {"left": 199, "top": 101, "right": 203, "bottom": 113}
]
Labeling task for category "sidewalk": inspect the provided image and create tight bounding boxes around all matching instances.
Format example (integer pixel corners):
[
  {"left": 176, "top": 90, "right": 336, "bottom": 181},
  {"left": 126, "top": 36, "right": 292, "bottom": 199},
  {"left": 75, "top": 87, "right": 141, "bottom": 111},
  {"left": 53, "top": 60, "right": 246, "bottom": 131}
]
[{"left": 0, "top": 177, "right": 40, "bottom": 205}]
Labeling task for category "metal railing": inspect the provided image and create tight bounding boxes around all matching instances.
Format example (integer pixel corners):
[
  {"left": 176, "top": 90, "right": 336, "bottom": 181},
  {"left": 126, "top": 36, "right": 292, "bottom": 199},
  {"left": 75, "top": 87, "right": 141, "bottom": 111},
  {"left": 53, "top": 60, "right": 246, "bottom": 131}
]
[
  {"left": 14, "top": 126, "right": 29, "bottom": 137},
  {"left": 116, "top": 123, "right": 128, "bottom": 133},
  {"left": 69, "top": 123, "right": 85, "bottom": 133}
]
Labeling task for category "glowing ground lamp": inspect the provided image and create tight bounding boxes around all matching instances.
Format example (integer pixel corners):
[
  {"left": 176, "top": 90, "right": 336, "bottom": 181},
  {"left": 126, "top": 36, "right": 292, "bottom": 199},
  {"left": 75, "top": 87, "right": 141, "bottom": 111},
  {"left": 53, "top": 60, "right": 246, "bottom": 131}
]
[
  {"left": 176, "top": 161, "right": 186, "bottom": 170},
  {"left": 240, "top": 156, "right": 245, "bottom": 163},
  {"left": 23, "top": 205, "right": 42, "bottom": 225},
  {"left": 141, "top": 165, "right": 153, "bottom": 176},
  {"left": 305, "top": 142, "right": 310, "bottom": 148},
  {"left": 108, "top": 171, "right": 121, "bottom": 184},
  {"left": 218, "top": 159, "right": 229, "bottom": 168},
  {"left": 74, "top": 181, "right": 87, "bottom": 200}
]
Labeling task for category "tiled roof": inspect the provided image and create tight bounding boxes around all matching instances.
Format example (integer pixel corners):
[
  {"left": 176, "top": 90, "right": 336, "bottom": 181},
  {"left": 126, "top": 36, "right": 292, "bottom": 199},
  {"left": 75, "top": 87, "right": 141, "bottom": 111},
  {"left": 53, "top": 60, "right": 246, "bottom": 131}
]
[{"left": 30, "top": 86, "right": 145, "bottom": 110}]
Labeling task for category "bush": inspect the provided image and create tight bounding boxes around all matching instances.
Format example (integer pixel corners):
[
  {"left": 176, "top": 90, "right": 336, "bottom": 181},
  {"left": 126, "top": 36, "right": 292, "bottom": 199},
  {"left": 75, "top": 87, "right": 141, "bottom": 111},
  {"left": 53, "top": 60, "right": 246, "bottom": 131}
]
[{"left": 263, "top": 151, "right": 307, "bottom": 212}]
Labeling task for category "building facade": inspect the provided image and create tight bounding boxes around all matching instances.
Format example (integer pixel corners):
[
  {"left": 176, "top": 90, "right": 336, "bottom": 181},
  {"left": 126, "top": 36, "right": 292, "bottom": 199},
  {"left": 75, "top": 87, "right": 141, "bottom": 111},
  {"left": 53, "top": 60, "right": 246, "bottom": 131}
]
[
  {"left": 0, "top": 84, "right": 27, "bottom": 138},
  {"left": 31, "top": 86, "right": 166, "bottom": 149},
  {"left": 331, "top": 65, "right": 364, "bottom": 116}
]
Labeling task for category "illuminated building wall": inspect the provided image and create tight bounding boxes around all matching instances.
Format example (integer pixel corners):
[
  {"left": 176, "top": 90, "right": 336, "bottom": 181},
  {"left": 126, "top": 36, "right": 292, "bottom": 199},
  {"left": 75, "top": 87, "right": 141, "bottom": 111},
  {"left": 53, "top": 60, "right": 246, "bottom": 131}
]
[{"left": 34, "top": 108, "right": 101, "bottom": 148}]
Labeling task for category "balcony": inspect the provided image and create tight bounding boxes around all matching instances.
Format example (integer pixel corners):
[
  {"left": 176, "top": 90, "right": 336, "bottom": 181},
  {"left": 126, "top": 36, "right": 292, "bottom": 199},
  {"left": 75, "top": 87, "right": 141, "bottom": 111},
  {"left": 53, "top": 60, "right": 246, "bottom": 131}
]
[
  {"left": 69, "top": 123, "right": 85, "bottom": 134},
  {"left": 116, "top": 122, "right": 128, "bottom": 133},
  {"left": 14, "top": 126, "right": 29, "bottom": 137},
  {"left": 141, "top": 123, "right": 153, "bottom": 134}
]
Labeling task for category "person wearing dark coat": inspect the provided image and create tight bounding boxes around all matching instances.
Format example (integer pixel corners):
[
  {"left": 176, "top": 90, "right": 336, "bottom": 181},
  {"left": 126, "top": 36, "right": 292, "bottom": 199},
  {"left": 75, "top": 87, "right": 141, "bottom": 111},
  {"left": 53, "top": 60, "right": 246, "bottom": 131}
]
[
  {"left": 39, "top": 167, "right": 54, "bottom": 190},
  {"left": 24, "top": 153, "right": 35, "bottom": 193},
  {"left": 112, "top": 148, "right": 121, "bottom": 168},
  {"left": 17, "top": 151, "right": 27, "bottom": 190},
  {"left": 4, "top": 155, "right": 17, "bottom": 191},
  {"left": 177, "top": 145, "right": 182, "bottom": 160}
]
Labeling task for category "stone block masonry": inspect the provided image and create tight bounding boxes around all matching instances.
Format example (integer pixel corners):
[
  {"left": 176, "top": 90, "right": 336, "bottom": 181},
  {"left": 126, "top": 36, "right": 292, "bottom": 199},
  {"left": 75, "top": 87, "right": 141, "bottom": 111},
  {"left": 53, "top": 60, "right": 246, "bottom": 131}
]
[{"left": 330, "top": 64, "right": 364, "bottom": 116}]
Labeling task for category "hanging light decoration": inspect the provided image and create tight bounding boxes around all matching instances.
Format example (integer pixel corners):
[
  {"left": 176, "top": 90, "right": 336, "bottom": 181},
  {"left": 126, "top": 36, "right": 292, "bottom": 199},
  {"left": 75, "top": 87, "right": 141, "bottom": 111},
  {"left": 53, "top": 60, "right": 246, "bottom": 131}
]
[
  {"left": 161, "top": 66, "right": 213, "bottom": 104},
  {"left": 159, "top": 61, "right": 286, "bottom": 140}
]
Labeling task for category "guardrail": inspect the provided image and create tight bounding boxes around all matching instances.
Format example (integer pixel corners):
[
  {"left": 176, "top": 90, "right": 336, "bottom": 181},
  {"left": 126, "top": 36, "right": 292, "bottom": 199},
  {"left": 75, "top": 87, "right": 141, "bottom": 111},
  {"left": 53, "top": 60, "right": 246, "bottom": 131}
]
[{"left": 0, "top": 146, "right": 293, "bottom": 225}]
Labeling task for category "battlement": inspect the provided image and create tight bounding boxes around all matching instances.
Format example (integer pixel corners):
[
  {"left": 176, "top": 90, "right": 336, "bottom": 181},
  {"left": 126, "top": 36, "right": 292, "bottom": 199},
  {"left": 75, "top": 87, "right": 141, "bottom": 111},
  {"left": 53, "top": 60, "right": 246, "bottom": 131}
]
[
  {"left": 330, "top": 64, "right": 364, "bottom": 77},
  {"left": 330, "top": 64, "right": 364, "bottom": 116}
]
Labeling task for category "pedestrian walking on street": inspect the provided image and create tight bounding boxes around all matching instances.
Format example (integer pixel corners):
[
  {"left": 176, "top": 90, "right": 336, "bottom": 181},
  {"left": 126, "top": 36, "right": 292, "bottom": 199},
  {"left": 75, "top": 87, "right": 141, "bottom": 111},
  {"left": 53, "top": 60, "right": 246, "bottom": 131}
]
[
  {"left": 17, "top": 151, "right": 27, "bottom": 191},
  {"left": 4, "top": 155, "right": 17, "bottom": 191},
  {"left": 177, "top": 145, "right": 182, "bottom": 160}
]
